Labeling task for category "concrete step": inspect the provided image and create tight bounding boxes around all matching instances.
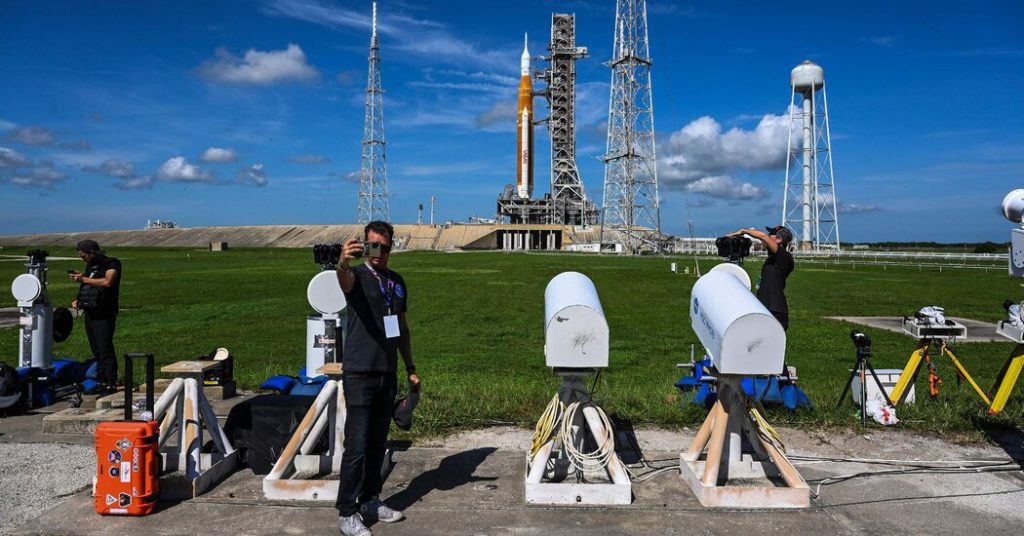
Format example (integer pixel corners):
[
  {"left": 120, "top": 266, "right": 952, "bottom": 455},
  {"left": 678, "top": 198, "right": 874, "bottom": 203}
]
[
  {"left": 142, "top": 378, "right": 237, "bottom": 400},
  {"left": 41, "top": 407, "right": 127, "bottom": 435}
]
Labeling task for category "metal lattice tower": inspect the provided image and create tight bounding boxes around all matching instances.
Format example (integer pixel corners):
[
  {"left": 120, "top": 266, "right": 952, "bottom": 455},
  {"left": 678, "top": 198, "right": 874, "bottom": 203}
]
[
  {"left": 782, "top": 60, "right": 839, "bottom": 250},
  {"left": 358, "top": 2, "right": 389, "bottom": 224},
  {"left": 538, "top": 13, "right": 598, "bottom": 225},
  {"left": 600, "top": 0, "right": 661, "bottom": 254}
]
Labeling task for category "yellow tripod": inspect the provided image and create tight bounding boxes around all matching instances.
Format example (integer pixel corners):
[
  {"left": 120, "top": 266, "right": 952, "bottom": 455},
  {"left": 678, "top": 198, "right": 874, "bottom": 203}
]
[
  {"left": 889, "top": 338, "right": 991, "bottom": 407},
  {"left": 988, "top": 320, "right": 1024, "bottom": 414}
]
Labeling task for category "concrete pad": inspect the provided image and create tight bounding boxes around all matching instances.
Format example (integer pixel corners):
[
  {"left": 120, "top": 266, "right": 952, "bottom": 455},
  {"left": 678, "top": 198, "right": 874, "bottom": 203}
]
[{"left": 827, "top": 316, "right": 1003, "bottom": 343}]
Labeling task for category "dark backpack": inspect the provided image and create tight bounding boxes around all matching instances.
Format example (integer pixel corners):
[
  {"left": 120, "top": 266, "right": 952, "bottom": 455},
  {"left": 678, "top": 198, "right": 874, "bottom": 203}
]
[{"left": 0, "top": 363, "right": 18, "bottom": 397}]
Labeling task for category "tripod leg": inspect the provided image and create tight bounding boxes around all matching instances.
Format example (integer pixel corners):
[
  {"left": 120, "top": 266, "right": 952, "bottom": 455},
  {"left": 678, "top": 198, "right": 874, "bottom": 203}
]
[
  {"left": 989, "top": 344, "right": 1024, "bottom": 414},
  {"left": 836, "top": 357, "right": 864, "bottom": 408},
  {"left": 891, "top": 341, "right": 928, "bottom": 406},
  {"left": 866, "top": 361, "right": 894, "bottom": 407}
]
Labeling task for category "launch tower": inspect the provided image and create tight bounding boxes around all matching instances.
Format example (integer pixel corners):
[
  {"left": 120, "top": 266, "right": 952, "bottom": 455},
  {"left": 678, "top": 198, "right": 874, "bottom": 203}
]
[
  {"left": 543, "top": 13, "right": 598, "bottom": 226},
  {"left": 358, "top": 2, "right": 390, "bottom": 224},
  {"left": 782, "top": 60, "right": 839, "bottom": 250},
  {"left": 600, "top": 0, "right": 662, "bottom": 253}
]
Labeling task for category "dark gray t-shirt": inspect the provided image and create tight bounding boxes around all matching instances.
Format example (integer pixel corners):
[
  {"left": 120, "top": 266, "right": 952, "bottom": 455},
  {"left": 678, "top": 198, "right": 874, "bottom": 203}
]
[
  {"left": 756, "top": 249, "right": 793, "bottom": 314},
  {"left": 342, "top": 264, "right": 408, "bottom": 373}
]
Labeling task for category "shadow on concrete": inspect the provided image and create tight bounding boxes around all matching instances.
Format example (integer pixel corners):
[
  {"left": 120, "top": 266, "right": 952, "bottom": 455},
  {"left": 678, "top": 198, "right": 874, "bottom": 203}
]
[
  {"left": 384, "top": 447, "right": 497, "bottom": 511},
  {"left": 977, "top": 420, "right": 1024, "bottom": 471}
]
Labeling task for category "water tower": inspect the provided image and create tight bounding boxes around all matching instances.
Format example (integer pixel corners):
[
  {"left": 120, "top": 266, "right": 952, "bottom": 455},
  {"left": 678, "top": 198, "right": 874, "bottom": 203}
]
[{"left": 782, "top": 61, "right": 840, "bottom": 250}]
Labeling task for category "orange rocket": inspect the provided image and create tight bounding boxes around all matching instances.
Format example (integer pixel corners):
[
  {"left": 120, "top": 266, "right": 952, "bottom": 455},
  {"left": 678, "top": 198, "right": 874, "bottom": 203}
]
[{"left": 516, "top": 33, "right": 534, "bottom": 199}]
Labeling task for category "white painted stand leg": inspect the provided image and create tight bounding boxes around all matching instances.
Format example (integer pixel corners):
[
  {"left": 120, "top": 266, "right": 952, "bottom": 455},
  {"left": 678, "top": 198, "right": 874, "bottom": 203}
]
[
  {"left": 263, "top": 375, "right": 348, "bottom": 500},
  {"left": 679, "top": 376, "right": 809, "bottom": 508},
  {"left": 154, "top": 377, "right": 239, "bottom": 498}
]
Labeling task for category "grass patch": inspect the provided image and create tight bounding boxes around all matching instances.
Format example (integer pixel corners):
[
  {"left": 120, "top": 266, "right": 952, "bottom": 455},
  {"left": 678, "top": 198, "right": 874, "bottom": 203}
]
[{"left": 2, "top": 245, "right": 1023, "bottom": 436}]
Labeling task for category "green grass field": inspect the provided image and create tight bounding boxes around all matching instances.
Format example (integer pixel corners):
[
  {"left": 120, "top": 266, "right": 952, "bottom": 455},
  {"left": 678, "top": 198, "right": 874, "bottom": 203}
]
[{"left": 2, "top": 246, "right": 1022, "bottom": 437}]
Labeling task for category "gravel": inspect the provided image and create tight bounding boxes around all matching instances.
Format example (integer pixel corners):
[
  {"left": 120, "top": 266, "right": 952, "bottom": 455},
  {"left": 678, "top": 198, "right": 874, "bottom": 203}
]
[{"left": 0, "top": 442, "right": 93, "bottom": 533}]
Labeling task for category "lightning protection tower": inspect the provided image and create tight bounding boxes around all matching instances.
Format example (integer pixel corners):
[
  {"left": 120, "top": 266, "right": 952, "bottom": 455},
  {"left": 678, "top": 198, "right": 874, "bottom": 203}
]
[
  {"left": 600, "top": 0, "right": 661, "bottom": 254},
  {"left": 782, "top": 60, "right": 839, "bottom": 250},
  {"left": 358, "top": 2, "right": 389, "bottom": 224}
]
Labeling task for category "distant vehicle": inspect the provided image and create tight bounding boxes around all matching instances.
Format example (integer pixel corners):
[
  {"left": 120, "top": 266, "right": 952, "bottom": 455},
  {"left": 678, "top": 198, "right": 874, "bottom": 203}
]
[{"left": 144, "top": 220, "right": 177, "bottom": 229}]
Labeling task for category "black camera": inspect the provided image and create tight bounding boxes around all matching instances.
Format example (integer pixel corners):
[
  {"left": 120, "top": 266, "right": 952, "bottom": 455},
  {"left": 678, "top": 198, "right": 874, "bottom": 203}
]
[
  {"left": 850, "top": 330, "right": 872, "bottom": 354},
  {"left": 312, "top": 243, "right": 342, "bottom": 267},
  {"left": 715, "top": 236, "right": 752, "bottom": 264}
]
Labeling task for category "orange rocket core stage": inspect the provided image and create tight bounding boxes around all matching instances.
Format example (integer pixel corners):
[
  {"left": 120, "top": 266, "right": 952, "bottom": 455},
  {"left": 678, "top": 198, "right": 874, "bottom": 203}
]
[{"left": 516, "top": 34, "right": 534, "bottom": 199}]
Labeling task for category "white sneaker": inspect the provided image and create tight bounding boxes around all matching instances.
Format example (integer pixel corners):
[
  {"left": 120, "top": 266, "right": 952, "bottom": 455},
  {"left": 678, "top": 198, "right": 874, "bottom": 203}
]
[
  {"left": 338, "top": 514, "right": 372, "bottom": 536},
  {"left": 359, "top": 499, "right": 405, "bottom": 523}
]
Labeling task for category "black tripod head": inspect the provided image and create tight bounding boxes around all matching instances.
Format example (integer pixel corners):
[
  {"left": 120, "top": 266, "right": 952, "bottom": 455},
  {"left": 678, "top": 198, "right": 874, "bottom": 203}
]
[{"left": 850, "top": 330, "right": 872, "bottom": 358}]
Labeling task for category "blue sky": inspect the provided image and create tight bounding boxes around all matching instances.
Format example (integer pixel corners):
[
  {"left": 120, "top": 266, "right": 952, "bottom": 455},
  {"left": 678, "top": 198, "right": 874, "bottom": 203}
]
[{"left": 1, "top": 0, "right": 1021, "bottom": 242}]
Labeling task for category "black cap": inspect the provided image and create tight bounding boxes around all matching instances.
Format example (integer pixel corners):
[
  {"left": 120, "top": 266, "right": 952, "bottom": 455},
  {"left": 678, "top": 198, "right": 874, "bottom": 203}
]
[
  {"left": 76, "top": 239, "right": 105, "bottom": 255},
  {"left": 765, "top": 226, "right": 793, "bottom": 246},
  {"left": 392, "top": 391, "right": 420, "bottom": 431}
]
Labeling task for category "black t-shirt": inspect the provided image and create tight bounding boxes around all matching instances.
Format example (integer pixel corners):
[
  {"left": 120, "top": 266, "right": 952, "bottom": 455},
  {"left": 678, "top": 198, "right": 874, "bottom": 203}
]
[
  {"left": 80, "top": 255, "right": 121, "bottom": 317},
  {"left": 342, "top": 264, "right": 408, "bottom": 373},
  {"left": 756, "top": 248, "right": 793, "bottom": 314}
]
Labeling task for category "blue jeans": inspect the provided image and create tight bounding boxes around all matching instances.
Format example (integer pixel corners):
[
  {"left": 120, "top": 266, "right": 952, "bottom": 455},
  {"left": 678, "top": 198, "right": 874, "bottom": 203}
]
[{"left": 335, "top": 373, "right": 397, "bottom": 516}]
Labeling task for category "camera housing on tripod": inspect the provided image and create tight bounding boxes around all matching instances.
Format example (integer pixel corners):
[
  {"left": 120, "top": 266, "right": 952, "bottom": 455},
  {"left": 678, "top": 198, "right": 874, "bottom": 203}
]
[{"left": 715, "top": 236, "right": 752, "bottom": 264}]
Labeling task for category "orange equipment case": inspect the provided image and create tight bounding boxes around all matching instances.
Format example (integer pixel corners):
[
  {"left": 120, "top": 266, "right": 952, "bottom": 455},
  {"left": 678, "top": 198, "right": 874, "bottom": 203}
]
[{"left": 95, "top": 353, "right": 160, "bottom": 515}]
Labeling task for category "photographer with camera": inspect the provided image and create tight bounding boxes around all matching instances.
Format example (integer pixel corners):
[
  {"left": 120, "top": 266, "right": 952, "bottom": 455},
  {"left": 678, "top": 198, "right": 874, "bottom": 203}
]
[
  {"left": 68, "top": 239, "right": 122, "bottom": 394},
  {"left": 728, "top": 225, "right": 794, "bottom": 331},
  {"left": 334, "top": 221, "right": 419, "bottom": 536}
]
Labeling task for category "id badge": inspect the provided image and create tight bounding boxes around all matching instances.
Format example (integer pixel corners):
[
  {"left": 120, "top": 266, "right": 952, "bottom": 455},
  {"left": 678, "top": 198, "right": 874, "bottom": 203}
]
[{"left": 384, "top": 315, "right": 400, "bottom": 339}]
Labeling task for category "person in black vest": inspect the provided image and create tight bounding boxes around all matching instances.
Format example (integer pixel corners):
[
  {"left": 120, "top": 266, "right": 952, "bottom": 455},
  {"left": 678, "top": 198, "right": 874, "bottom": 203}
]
[
  {"left": 69, "top": 239, "right": 122, "bottom": 393},
  {"left": 729, "top": 225, "right": 795, "bottom": 330},
  {"left": 334, "top": 221, "right": 419, "bottom": 536}
]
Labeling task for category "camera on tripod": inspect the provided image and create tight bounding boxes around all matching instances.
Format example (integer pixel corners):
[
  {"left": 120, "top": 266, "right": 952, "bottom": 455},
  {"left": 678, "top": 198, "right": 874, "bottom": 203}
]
[
  {"left": 715, "top": 236, "right": 752, "bottom": 264},
  {"left": 850, "top": 330, "right": 871, "bottom": 355},
  {"left": 312, "top": 243, "right": 342, "bottom": 269}
]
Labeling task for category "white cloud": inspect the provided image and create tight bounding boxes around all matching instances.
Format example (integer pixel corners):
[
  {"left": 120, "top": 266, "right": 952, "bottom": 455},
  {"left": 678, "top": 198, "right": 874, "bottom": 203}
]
[
  {"left": 684, "top": 175, "right": 768, "bottom": 200},
  {"left": 200, "top": 147, "right": 239, "bottom": 163},
  {"left": 115, "top": 177, "right": 154, "bottom": 190},
  {"left": 236, "top": 163, "right": 268, "bottom": 186},
  {"left": 156, "top": 156, "right": 215, "bottom": 183},
  {"left": 0, "top": 146, "right": 31, "bottom": 168},
  {"left": 837, "top": 202, "right": 881, "bottom": 214},
  {"left": 261, "top": 0, "right": 507, "bottom": 68},
  {"left": 288, "top": 154, "right": 331, "bottom": 164},
  {"left": 6, "top": 126, "right": 55, "bottom": 145},
  {"left": 0, "top": 118, "right": 16, "bottom": 131},
  {"left": 196, "top": 44, "right": 319, "bottom": 85},
  {"left": 475, "top": 99, "right": 517, "bottom": 129},
  {"left": 659, "top": 114, "right": 790, "bottom": 185},
  {"left": 83, "top": 159, "right": 136, "bottom": 178},
  {"left": 6, "top": 160, "right": 68, "bottom": 188},
  {"left": 58, "top": 140, "right": 92, "bottom": 150}
]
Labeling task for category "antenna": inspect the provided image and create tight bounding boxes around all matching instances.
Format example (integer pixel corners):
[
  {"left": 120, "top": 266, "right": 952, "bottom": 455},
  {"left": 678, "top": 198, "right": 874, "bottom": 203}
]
[{"left": 358, "top": 1, "right": 389, "bottom": 223}]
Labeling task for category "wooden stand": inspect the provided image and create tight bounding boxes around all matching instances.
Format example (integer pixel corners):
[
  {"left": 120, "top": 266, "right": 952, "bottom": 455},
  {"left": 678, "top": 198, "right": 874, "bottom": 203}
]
[
  {"left": 153, "top": 366, "right": 239, "bottom": 498},
  {"left": 525, "top": 372, "right": 631, "bottom": 505},
  {"left": 679, "top": 376, "right": 809, "bottom": 508},
  {"left": 262, "top": 363, "right": 346, "bottom": 501}
]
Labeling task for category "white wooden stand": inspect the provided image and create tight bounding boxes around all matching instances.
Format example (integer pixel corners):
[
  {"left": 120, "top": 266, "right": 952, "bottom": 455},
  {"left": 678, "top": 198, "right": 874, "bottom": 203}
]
[
  {"left": 263, "top": 363, "right": 346, "bottom": 501},
  {"left": 525, "top": 372, "right": 631, "bottom": 505},
  {"left": 154, "top": 376, "right": 239, "bottom": 498},
  {"left": 679, "top": 376, "right": 809, "bottom": 508}
]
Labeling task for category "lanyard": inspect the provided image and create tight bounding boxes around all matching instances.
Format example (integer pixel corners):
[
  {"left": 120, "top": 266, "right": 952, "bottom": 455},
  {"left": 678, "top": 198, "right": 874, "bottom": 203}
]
[{"left": 366, "top": 266, "right": 394, "bottom": 312}]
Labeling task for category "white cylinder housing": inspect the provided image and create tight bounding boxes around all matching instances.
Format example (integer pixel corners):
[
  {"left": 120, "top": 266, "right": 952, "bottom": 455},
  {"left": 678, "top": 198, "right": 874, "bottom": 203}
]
[
  {"left": 791, "top": 60, "right": 824, "bottom": 92},
  {"left": 544, "top": 272, "right": 608, "bottom": 368},
  {"left": 690, "top": 263, "right": 786, "bottom": 375},
  {"left": 1003, "top": 189, "right": 1024, "bottom": 223}
]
